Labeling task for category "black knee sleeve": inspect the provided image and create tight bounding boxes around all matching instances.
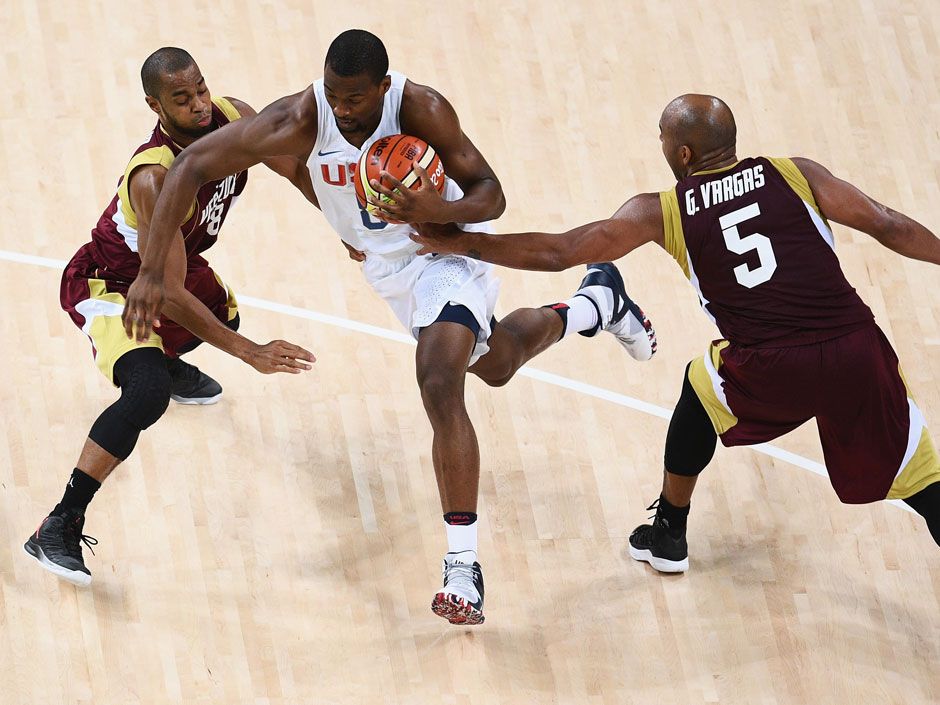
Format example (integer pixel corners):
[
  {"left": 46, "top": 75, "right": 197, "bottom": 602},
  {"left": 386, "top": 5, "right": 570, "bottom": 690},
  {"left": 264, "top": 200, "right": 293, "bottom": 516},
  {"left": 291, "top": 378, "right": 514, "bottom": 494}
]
[
  {"left": 88, "top": 348, "right": 171, "bottom": 459},
  {"left": 664, "top": 363, "right": 718, "bottom": 476},
  {"left": 903, "top": 481, "right": 940, "bottom": 547}
]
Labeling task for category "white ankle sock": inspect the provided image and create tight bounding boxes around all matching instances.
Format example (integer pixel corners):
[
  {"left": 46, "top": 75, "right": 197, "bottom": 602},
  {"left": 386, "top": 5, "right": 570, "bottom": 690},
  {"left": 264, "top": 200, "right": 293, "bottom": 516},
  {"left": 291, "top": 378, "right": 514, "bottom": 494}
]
[
  {"left": 445, "top": 518, "right": 478, "bottom": 559},
  {"left": 557, "top": 295, "right": 600, "bottom": 338}
]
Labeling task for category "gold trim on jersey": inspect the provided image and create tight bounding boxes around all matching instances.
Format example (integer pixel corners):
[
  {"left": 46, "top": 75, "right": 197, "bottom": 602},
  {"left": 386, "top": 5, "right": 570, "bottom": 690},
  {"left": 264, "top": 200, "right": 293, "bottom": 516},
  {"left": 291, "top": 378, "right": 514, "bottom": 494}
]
[
  {"left": 212, "top": 96, "right": 241, "bottom": 122},
  {"left": 659, "top": 189, "right": 690, "bottom": 279},
  {"left": 114, "top": 98, "right": 248, "bottom": 237},
  {"left": 691, "top": 161, "right": 740, "bottom": 176},
  {"left": 117, "top": 146, "right": 177, "bottom": 230},
  {"left": 766, "top": 157, "right": 826, "bottom": 221},
  {"left": 687, "top": 340, "right": 738, "bottom": 436}
]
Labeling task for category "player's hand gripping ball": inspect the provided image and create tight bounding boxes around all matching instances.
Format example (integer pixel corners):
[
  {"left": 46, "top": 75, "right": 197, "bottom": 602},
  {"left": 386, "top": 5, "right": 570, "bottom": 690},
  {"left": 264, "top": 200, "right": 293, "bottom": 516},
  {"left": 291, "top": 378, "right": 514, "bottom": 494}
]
[{"left": 354, "top": 134, "right": 445, "bottom": 222}]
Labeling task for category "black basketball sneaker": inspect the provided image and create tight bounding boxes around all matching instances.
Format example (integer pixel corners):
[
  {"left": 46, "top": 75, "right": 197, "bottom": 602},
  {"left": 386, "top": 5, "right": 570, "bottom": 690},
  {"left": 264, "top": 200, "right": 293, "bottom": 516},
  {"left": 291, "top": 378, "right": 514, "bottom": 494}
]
[
  {"left": 574, "top": 262, "right": 657, "bottom": 361},
  {"left": 166, "top": 357, "right": 223, "bottom": 405},
  {"left": 431, "top": 551, "right": 485, "bottom": 625},
  {"left": 628, "top": 499, "right": 689, "bottom": 573},
  {"left": 24, "top": 509, "right": 98, "bottom": 586}
]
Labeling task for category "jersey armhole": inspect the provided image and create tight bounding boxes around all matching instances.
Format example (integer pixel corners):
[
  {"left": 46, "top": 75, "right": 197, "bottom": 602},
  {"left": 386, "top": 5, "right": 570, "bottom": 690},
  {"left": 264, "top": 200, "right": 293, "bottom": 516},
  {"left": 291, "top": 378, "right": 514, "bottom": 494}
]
[
  {"left": 120, "top": 146, "right": 196, "bottom": 227},
  {"left": 309, "top": 80, "right": 328, "bottom": 156},
  {"left": 660, "top": 189, "right": 690, "bottom": 279},
  {"left": 766, "top": 157, "right": 826, "bottom": 221},
  {"left": 212, "top": 96, "right": 241, "bottom": 122}
]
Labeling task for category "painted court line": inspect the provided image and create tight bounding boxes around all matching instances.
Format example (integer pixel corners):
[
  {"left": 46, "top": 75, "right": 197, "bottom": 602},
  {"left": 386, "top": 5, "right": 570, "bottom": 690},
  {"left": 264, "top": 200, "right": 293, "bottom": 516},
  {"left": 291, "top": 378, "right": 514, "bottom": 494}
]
[{"left": 0, "top": 248, "right": 913, "bottom": 513}]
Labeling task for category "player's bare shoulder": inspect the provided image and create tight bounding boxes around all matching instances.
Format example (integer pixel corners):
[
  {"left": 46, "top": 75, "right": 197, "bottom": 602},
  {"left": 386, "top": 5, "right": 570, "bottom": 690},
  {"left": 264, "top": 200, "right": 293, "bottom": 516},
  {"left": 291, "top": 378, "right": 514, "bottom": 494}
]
[
  {"left": 223, "top": 96, "right": 257, "bottom": 118},
  {"left": 613, "top": 192, "right": 667, "bottom": 249},
  {"left": 124, "top": 163, "right": 171, "bottom": 224},
  {"left": 400, "top": 79, "right": 458, "bottom": 135},
  {"left": 222, "top": 88, "right": 319, "bottom": 161},
  {"left": 259, "top": 88, "right": 317, "bottom": 131},
  {"left": 225, "top": 93, "right": 315, "bottom": 129},
  {"left": 402, "top": 79, "right": 448, "bottom": 109}
]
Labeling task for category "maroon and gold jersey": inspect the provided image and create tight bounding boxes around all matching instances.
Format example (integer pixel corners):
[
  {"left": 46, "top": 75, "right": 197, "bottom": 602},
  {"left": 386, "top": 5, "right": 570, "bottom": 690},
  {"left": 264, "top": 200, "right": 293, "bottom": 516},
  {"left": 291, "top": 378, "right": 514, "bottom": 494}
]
[
  {"left": 86, "top": 96, "right": 248, "bottom": 285},
  {"left": 660, "top": 157, "right": 873, "bottom": 346}
]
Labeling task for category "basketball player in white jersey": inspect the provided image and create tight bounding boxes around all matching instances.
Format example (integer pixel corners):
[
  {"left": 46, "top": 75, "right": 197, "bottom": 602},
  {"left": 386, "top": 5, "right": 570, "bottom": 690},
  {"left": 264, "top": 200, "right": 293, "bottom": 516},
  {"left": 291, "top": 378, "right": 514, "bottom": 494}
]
[{"left": 123, "top": 30, "right": 656, "bottom": 625}]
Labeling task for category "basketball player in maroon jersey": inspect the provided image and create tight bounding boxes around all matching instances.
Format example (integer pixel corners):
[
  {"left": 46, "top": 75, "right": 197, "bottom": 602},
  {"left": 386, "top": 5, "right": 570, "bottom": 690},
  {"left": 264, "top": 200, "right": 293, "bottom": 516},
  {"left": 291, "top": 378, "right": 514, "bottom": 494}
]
[
  {"left": 23, "top": 48, "right": 315, "bottom": 586},
  {"left": 411, "top": 94, "right": 940, "bottom": 568},
  {"left": 121, "top": 31, "right": 656, "bottom": 625}
]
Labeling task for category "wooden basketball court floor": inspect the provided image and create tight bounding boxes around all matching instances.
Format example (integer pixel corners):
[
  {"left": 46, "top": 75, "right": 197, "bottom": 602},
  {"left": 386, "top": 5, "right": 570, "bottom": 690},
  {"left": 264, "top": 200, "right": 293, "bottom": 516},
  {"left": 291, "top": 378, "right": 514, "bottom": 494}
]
[{"left": 1, "top": 1, "right": 938, "bottom": 703}]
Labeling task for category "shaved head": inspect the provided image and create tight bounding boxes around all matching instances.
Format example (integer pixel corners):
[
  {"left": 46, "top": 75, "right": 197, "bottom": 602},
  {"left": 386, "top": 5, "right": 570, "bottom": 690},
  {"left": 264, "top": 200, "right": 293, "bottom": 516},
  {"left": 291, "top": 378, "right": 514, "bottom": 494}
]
[
  {"left": 141, "top": 47, "right": 196, "bottom": 99},
  {"left": 659, "top": 94, "right": 737, "bottom": 179}
]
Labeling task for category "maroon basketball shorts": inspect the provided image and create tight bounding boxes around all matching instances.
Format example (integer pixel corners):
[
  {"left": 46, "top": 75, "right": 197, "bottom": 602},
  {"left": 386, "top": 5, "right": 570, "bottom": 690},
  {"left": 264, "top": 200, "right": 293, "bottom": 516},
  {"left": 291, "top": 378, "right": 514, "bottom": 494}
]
[
  {"left": 60, "top": 243, "right": 238, "bottom": 384},
  {"left": 687, "top": 323, "right": 939, "bottom": 503}
]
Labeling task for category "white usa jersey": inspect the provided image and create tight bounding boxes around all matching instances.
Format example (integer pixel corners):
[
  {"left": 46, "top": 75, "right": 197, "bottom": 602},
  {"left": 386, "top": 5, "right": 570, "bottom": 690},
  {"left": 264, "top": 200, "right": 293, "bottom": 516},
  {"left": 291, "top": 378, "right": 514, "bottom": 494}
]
[{"left": 307, "top": 70, "right": 479, "bottom": 256}]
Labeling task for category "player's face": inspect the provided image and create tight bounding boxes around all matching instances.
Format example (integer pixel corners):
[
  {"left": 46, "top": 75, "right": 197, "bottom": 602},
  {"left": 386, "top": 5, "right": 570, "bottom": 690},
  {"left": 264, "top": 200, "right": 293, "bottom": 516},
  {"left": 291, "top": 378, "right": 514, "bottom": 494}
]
[
  {"left": 323, "top": 68, "right": 391, "bottom": 136},
  {"left": 151, "top": 64, "right": 214, "bottom": 139}
]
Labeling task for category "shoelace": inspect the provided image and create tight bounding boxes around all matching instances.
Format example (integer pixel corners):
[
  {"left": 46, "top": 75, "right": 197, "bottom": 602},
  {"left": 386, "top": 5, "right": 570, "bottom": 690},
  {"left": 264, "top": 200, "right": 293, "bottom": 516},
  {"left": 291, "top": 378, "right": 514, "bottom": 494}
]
[
  {"left": 444, "top": 562, "right": 479, "bottom": 594},
  {"left": 638, "top": 498, "right": 684, "bottom": 542},
  {"left": 63, "top": 517, "right": 98, "bottom": 557},
  {"left": 636, "top": 498, "right": 669, "bottom": 536}
]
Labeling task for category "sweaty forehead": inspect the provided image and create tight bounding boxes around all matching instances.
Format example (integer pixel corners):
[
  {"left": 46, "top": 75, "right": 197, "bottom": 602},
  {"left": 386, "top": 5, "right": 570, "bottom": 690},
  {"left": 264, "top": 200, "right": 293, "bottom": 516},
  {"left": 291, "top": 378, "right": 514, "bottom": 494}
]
[
  {"left": 161, "top": 64, "right": 203, "bottom": 96},
  {"left": 323, "top": 68, "right": 375, "bottom": 96}
]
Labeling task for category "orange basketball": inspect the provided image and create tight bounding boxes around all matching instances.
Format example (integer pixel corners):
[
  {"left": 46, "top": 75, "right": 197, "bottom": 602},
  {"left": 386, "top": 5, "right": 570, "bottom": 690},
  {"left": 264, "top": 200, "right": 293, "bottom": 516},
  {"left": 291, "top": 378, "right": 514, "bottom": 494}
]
[{"left": 354, "top": 134, "right": 446, "bottom": 215}]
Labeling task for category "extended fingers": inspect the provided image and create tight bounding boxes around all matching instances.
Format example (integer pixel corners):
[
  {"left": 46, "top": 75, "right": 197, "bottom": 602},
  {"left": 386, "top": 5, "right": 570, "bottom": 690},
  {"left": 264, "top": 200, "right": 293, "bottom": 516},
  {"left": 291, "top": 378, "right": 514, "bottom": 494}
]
[
  {"left": 274, "top": 341, "right": 316, "bottom": 368},
  {"left": 365, "top": 193, "right": 399, "bottom": 215},
  {"left": 412, "top": 162, "right": 430, "bottom": 186},
  {"left": 369, "top": 173, "right": 400, "bottom": 199},
  {"left": 378, "top": 170, "right": 407, "bottom": 193},
  {"left": 135, "top": 312, "right": 152, "bottom": 343},
  {"left": 122, "top": 306, "right": 135, "bottom": 338}
]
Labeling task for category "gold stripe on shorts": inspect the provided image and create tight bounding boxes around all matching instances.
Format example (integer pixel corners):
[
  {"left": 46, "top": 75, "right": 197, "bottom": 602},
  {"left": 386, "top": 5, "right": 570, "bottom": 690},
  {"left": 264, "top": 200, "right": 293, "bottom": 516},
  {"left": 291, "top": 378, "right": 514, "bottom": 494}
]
[
  {"left": 887, "top": 365, "right": 940, "bottom": 499},
  {"left": 85, "top": 279, "right": 163, "bottom": 384},
  {"left": 687, "top": 340, "right": 738, "bottom": 435}
]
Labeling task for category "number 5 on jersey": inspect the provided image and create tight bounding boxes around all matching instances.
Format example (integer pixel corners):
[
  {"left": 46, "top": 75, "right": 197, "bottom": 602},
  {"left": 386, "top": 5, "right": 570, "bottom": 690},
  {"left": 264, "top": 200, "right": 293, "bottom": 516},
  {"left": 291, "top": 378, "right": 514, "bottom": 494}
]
[{"left": 719, "top": 203, "right": 777, "bottom": 288}]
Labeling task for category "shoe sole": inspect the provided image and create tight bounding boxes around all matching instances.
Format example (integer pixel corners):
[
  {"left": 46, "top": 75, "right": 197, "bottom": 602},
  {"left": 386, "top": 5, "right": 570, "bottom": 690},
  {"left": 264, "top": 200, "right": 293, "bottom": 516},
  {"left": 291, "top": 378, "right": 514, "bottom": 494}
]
[
  {"left": 23, "top": 542, "right": 92, "bottom": 587},
  {"left": 615, "top": 305, "right": 657, "bottom": 361},
  {"left": 592, "top": 262, "right": 657, "bottom": 361},
  {"left": 171, "top": 392, "right": 222, "bottom": 405},
  {"left": 629, "top": 545, "right": 689, "bottom": 573},
  {"left": 431, "top": 592, "right": 485, "bottom": 625}
]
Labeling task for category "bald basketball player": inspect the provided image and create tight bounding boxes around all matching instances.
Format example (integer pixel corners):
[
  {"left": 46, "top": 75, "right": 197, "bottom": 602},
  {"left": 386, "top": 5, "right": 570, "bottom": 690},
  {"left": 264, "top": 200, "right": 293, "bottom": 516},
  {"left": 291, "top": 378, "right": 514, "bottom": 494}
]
[
  {"left": 121, "top": 30, "right": 656, "bottom": 625},
  {"left": 23, "top": 48, "right": 314, "bottom": 587},
  {"left": 412, "top": 94, "right": 940, "bottom": 570}
]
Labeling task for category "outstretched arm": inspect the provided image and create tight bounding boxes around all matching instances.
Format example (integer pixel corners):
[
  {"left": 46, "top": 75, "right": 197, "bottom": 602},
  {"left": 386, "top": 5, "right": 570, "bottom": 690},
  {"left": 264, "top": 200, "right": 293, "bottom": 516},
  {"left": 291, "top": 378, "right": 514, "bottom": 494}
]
[
  {"left": 123, "top": 90, "right": 316, "bottom": 342},
  {"left": 410, "top": 192, "right": 665, "bottom": 272},
  {"left": 794, "top": 157, "right": 940, "bottom": 265},
  {"left": 227, "top": 97, "right": 318, "bottom": 207},
  {"left": 131, "top": 165, "right": 315, "bottom": 374}
]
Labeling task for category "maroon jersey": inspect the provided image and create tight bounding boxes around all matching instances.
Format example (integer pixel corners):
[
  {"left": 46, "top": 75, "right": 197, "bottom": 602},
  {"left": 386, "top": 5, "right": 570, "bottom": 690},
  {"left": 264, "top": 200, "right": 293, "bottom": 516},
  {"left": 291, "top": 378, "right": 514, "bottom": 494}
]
[
  {"left": 659, "top": 157, "right": 873, "bottom": 346},
  {"left": 84, "top": 96, "right": 248, "bottom": 286}
]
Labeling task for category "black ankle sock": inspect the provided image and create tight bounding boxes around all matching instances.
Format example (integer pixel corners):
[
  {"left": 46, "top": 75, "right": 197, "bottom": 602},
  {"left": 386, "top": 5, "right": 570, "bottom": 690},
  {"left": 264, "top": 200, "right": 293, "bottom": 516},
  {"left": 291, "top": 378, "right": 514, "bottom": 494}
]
[
  {"left": 543, "top": 303, "right": 570, "bottom": 340},
  {"left": 444, "top": 511, "right": 478, "bottom": 526},
  {"left": 52, "top": 469, "right": 101, "bottom": 516},
  {"left": 657, "top": 494, "right": 690, "bottom": 536}
]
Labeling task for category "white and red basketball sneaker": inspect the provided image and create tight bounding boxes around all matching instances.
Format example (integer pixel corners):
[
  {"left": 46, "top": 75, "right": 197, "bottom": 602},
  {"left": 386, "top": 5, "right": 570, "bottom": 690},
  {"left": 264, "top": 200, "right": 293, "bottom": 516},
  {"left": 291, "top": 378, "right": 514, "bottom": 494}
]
[
  {"left": 431, "top": 550, "right": 485, "bottom": 625},
  {"left": 574, "top": 262, "right": 657, "bottom": 361}
]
